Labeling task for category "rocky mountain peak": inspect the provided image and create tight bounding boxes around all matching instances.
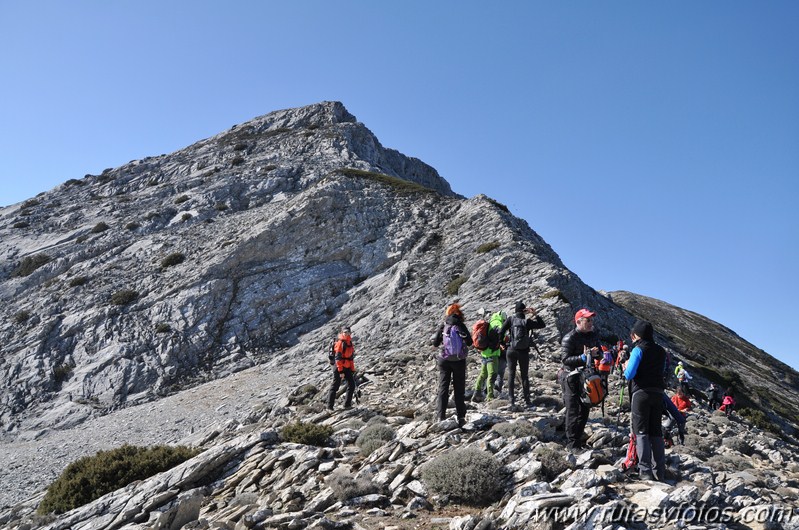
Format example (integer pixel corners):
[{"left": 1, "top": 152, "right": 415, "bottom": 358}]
[{"left": 1, "top": 102, "right": 799, "bottom": 529}]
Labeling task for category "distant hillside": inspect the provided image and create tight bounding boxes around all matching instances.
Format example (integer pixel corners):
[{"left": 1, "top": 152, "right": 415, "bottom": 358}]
[{"left": 607, "top": 290, "right": 799, "bottom": 432}]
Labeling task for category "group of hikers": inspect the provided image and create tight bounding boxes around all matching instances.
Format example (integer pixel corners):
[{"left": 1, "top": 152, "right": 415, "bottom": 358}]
[{"left": 324, "top": 301, "right": 738, "bottom": 482}]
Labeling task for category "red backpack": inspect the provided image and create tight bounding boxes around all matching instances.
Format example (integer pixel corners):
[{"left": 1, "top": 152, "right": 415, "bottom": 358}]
[{"left": 471, "top": 320, "right": 489, "bottom": 351}]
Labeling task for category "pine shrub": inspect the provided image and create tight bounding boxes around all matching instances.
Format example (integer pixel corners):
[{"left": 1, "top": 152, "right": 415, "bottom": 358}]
[
  {"left": 280, "top": 422, "right": 333, "bottom": 446},
  {"left": 155, "top": 323, "right": 172, "bottom": 334},
  {"left": 37, "top": 445, "right": 201, "bottom": 514},
  {"left": 420, "top": 447, "right": 505, "bottom": 506},
  {"left": 356, "top": 424, "right": 395, "bottom": 456},
  {"left": 13, "top": 310, "right": 31, "bottom": 324},
  {"left": 174, "top": 195, "right": 190, "bottom": 204},
  {"left": 446, "top": 275, "right": 468, "bottom": 296}
]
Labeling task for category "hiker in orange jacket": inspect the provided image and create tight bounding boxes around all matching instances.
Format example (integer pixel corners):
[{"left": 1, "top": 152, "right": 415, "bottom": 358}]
[
  {"left": 327, "top": 325, "right": 356, "bottom": 410},
  {"left": 670, "top": 387, "right": 693, "bottom": 412}
]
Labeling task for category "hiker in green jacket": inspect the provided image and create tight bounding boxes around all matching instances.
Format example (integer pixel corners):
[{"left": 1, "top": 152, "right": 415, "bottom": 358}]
[{"left": 472, "top": 310, "right": 505, "bottom": 401}]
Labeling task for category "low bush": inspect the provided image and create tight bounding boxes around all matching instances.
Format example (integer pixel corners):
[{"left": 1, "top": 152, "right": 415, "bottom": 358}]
[
  {"left": 420, "top": 447, "right": 505, "bottom": 506},
  {"left": 174, "top": 195, "right": 190, "bottom": 204},
  {"left": 181, "top": 213, "right": 192, "bottom": 222},
  {"left": 280, "top": 422, "right": 333, "bottom": 446},
  {"left": 90, "top": 222, "right": 109, "bottom": 234},
  {"left": 13, "top": 310, "right": 31, "bottom": 324},
  {"left": 721, "top": 437, "right": 754, "bottom": 456},
  {"left": 12, "top": 221, "right": 30, "bottom": 229},
  {"left": 231, "top": 157, "right": 245, "bottom": 166},
  {"left": 446, "top": 275, "right": 468, "bottom": 296},
  {"left": 69, "top": 276, "right": 88, "bottom": 288},
  {"left": 493, "top": 420, "right": 537, "bottom": 439},
  {"left": 356, "top": 424, "right": 395, "bottom": 456},
  {"left": 214, "top": 202, "right": 229, "bottom": 211},
  {"left": 535, "top": 445, "right": 573, "bottom": 481},
  {"left": 155, "top": 323, "right": 172, "bottom": 334},
  {"left": 13, "top": 254, "right": 51, "bottom": 277},
  {"left": 110, "top": 289, "right": 139, "bottom": 306},
  {"left": 476, "top": 241, "right": 500, "bottom": 254},
  {"left": 325, "top": 470, "right": 378, "bottom": 501},
  {"left": 125, "top": 222, "right": 141, "bottom": 230},
  {"left": 161, "top": 253, "right": 186, "bottom": 268},
  {"left": 37, "top": 444, "right": 201, "bottom": 514}
]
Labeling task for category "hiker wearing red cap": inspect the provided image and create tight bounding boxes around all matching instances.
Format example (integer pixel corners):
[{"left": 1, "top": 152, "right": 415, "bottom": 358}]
[{"left": 559, "top": 308, "right": 602, "bottom": 450}]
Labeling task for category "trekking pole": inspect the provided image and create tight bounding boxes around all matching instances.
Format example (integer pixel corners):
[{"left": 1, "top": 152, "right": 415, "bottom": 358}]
[{"left": 616, "top": 384, "right": 625, "bottom": 426}]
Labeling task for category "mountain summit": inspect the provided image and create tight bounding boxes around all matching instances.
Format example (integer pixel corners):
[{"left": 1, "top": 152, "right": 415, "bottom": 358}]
[{"left": 2, "top": 102, "right": 799, "bottom": 527}]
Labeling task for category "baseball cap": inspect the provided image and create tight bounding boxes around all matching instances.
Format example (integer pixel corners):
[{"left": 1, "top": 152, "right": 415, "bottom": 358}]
[{"left": 574, "top": 309, "right": 596, "bottom": 323}]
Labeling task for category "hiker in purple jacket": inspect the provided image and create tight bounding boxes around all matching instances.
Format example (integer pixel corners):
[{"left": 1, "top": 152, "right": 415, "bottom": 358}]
[{"left": 431, "top": 303, "right": 473, "bottom": 427}]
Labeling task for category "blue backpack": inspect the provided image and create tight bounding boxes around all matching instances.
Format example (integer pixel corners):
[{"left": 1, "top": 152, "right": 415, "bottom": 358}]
[{"left": 442, "top": 323, "right": 467, "bottom": 360}]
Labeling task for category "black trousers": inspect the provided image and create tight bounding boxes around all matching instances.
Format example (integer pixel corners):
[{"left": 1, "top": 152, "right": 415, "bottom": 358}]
[
  {"left": 560, "top": 370, "right": 590, "bottom": 449},
  {"left": 507, "top": 349, "right": 530, "bottom": 405},
  {"left": 631, "top": 389, "right": 666, "bottom": 478},
  {"left": 328, "top": 368, "right": 355, "bottom": 409},
  {"left": 436, "top": 358, "right": 466, "bottom": 421}
]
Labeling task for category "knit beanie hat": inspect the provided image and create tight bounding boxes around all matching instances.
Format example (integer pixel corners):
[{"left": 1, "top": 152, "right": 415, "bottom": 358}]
[
  {"left": 631, "top": 319, "right": 654, "bottom": 340},
  {"left": 515, "top": 301, "right": 526, "bottom": 313}
]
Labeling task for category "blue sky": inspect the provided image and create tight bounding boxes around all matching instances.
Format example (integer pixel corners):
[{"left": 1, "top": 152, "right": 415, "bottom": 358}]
[{"left": 2, "top": 2, "right": 797, "bottom": 369}]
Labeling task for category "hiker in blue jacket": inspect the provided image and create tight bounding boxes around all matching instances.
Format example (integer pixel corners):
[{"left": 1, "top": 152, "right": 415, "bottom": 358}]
[
  {"left": 624, "top": 319, "right": 667, "bottom": 481},
  {"left": 431, "top": 303, "right": 472, "bottom": 427}
]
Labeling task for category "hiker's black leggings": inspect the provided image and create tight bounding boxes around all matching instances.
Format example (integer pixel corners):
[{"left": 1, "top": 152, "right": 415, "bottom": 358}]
[
  {"left": 328, "top": 368, "right": 356, "bottom": 408},
  {"left": 560, "top": 371, "right": 590, "bottom": 449},
  {"left": 506, "top": 350, "right": 530, "bottom": 404},
  {"left": 436, "top": 358, "right": 466, "bottom": 421}
]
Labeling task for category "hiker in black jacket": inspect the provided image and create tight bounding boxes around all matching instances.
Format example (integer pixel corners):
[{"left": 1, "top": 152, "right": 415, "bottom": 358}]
[
  {"left": 623, "top": 319, "right": 667, "bottom": 481},
  {"left": 499, "top": 301, "right": 545, "bottom": 408},
  {"left": 559, "top": 308, "right": 603, "bottom": 450},
  {"left": 431, "top": 303, "right": 473, "bottom": 427}
]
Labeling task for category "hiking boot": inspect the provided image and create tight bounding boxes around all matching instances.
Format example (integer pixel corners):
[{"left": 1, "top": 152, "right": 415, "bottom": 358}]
[{"left": 457, "top": 417, "right": 466, "bottom": 428}]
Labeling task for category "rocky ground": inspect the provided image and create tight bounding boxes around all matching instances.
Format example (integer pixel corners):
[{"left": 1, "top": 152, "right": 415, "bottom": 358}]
[{"left": 2, "top": 345, "right": 798, "bottom": 530}]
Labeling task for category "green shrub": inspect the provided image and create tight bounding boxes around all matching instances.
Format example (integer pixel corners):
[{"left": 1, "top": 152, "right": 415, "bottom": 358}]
[
  {"left": 356, "top": 424, "right": 395, "bottom": 456},
  {"left": 161, "top": 252, "right": 186, "bottom": 268},
  {"left": 155, "top": 323, "right": 172, "bottom": 334},
  {"left": 446, "top": 275, "right": 468, "bottom": 296},
  {"left": 534, "top": 445, "right": 572, "bottom": 481},
  {"left": 90, "top": 222, "right": 109, "bottom": 234},
  {"left": 280, "top": 422, "right": 333, "bottom": 446},
  {"left": 492, "top": 420, "right": 537, "bottom": 439},
  {"left": 231, "top": 156, "right": 245, "bottom": 166},
  {"left": 333, "top": 168, "right": 434, "bottom": 194},
  {"left": 13, "top": 254, "right": 51, "bottom": 277},
  {"left": 214, "top": 202, "right": 229, "bottom": 211},
  {"left": 181, "top": 213, "right": 192, "bottom": 222},
  {"left": 53, "top": 364, "right": 73, "bottom": 384},
  {"left": 13, "top": 310, "right": 31, "bottom": 324},
  {"left": 476, "top": 241, "right": 500, "bottom": 254},
  {"left": 420, "top": 447, "right": 505, "bottom": 506},
  {"left": 486, "top": 197, "right": 510, "bottom": 213},
  {"left": 541, "top": 289, "right": 569, "bottom": 304},
  {"left": 12, "top": 221, "right": 30, "bottom": 229},
  {"left": 110, "top": 289, "right": 139, "bottom": 306},
  {"left": 125, "top": 222, "right": 141, "bottom": 230},
  {"left": 233, "top": 143, "right": 248, "bottom": 151},
  {"left": 325, "top": 470, "right": 379, "bottom": 501},
  {"left": 37, "top": 444, "right": 201, "bottom": 514},
  {"left": 174, "top": 195, "right": 190, "bottom": 204},
  {"left": 739, "top": 407, "right": 782, "bottom": 436},
  {"left": 721, "top": 437, "right": 754, "bottom": 456},
  {"left": 69, "top": 276, "right": 88, "bottom": 288}
]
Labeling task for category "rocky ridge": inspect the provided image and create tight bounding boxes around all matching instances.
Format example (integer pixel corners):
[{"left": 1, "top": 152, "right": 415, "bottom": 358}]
[
  {"left": 1, "top": 101, "right": 799, "bottom": 528},
  {"left": 2, "top": 348, "right": 799, "bottom": 530}
]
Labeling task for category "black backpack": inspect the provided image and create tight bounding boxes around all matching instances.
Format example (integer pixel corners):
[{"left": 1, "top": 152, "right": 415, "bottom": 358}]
[{"left": 509, "top": 316, "right": 529, "bottom": 350}]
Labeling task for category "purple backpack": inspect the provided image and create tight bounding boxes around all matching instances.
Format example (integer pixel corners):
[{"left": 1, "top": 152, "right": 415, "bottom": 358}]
[{"left": 442, "top": 323, "right": 467, "bottom": 360}]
